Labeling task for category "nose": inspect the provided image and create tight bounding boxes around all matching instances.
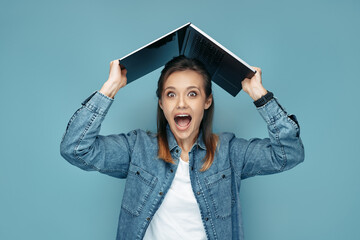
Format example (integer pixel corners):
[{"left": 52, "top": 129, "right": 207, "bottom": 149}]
[{"left": 177, "top": 94, "right": 187, "bottom": 109}]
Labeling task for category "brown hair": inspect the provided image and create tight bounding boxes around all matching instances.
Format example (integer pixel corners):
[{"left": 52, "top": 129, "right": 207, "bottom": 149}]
[{"left": 156, "top": 55, "right": 218, "bottom": 171}]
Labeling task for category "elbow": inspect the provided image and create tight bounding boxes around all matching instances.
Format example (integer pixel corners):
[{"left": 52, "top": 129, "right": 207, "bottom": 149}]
[
  {"left": 284, "top": 139, "right": 305, "bottom": 170},
  {"left": 59, "top": 138, "right": 82, "bottom": 167},
  {"left": 60, "top": 139, "right": 75, "bottom": 163},
  {"left": 299, "top": 142, "right": 305, "bottom": 164},
  {"left": 60, "top": 129, "right": 76, "bottom": 161},
  {"left": 296, "top": 138, "right": 305, "bottom": 164},
  {"left": 59, "top": 138, "right": 96, "bottom": 171}
]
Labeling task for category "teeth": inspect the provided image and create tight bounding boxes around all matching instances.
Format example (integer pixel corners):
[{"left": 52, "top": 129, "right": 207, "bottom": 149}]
[{"left": 176, "top": 114, "right": 190, "bottom": 117}]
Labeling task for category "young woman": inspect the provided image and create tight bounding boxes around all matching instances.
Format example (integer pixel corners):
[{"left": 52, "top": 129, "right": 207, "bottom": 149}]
[{"left": 60, "top": 55, "right": 304, "bottom": 240}]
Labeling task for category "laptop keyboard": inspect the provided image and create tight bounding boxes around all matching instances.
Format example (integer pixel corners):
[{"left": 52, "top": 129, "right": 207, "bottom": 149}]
[{"left": 190, "top": 34, "right": 224, "bottom": 75}]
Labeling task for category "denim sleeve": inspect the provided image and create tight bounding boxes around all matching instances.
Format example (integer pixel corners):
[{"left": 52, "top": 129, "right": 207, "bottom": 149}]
[
  {"left": 59, "top": 90, "right": 137, "bottom": 179},
  {"left": 230, "top": 97, "right": 305, "bottom": 180}
]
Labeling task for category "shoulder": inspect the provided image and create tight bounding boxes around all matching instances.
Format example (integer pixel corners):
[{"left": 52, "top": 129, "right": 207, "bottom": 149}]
[
  {"left": 127, "top": 129, "right": 158, "bottom": 145},
  {"left": 216, "top": 132, "right": 249, "bottom": 150},
  {"left": 217, "top": 132, "right": 235, "bottom": 141},
  {"left": 126, "top": 129, "right": 157, "bottom": 137}
]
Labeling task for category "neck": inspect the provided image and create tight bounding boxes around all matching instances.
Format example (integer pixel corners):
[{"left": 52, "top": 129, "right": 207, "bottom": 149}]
[
  {"left": 177, "top": 140, "right": 193, "bottom": 153},
  {"left": 175, "top": 132, "right": 199, "bottom": 154}
]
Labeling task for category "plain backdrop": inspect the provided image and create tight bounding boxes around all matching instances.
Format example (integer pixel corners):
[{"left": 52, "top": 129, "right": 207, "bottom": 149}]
[{"left": 1, "top": 0, "right": 359, "bottom": 239}]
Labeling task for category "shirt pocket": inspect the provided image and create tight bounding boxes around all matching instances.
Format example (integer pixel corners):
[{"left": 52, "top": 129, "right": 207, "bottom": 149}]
[
  {"left": 121, "top": 163, "right": 158, "bottom": 216},
  {"left": 205, "top": 167, "right": 235, "bottom": 219}
]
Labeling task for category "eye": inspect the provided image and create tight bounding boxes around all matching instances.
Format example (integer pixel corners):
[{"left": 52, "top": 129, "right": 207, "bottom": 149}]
[
  {"left": 166, "top": 92, "right": 175, "bottom": 98},
  {"left": 188, "top": 91, "right": 197, "bottom": 97}
]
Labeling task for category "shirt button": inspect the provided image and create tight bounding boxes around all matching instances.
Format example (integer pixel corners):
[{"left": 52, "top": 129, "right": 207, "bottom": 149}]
[
  {"left": 170, "top": 169, "right": 174, "bottom": 173},
  {"left": 175, "top": 149, "right": 179, "bottom": 153},
  {"left": 159, "top": 192, "right": 163, "bottom": 196},
  {"left": 136, "top": 171, "right": 140, "bottom": 175},
  {"left": 222, "top": 174, "right": 226, "bottom": 178},
  {"left": 146, "top": 217, "right": 151, "bottom": 221},
  {"left": 191, "top": 167, "right": 194, "bottom": 171},
  {"left": 197, "top": 191, "right": 200, "bottom": 195},
  {"left": 205, "top": 217, "right": 209, "bottom": 221}
]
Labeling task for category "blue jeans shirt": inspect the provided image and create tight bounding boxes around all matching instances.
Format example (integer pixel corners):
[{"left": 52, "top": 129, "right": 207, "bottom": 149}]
[{"left": 60, "top": 90, "right": 304, "bottom": 240}]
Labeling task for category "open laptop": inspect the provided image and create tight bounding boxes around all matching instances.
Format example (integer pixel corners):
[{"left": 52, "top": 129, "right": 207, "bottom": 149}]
[{"left": 119, "top": 22, "right": 256, "bottom": 97}]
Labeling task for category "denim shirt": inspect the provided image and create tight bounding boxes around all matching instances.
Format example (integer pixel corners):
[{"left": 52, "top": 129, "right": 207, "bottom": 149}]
[{"left": 60, "top": 90, "right": 304, "bottom": 240}]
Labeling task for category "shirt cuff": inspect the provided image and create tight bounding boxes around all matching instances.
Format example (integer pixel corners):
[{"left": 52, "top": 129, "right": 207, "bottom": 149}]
[
  {"left": 81, "top": 90, "right": 114, "bottom": 116},
  {"left": 256, "top": 97, "right": 287, "bottom": 125}
]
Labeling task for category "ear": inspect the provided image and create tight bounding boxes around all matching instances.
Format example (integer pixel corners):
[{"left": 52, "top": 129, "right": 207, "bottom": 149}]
[
  {"left": 204, "top": 94, "right": 213, "bottom": 110},
  {"left": 158, "top": 99, "right": 163, "bottom": 110}
]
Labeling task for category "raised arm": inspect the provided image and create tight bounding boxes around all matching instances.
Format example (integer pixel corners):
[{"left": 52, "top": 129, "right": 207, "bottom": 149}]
[
  {"left": 229, "top": 67, "right": 305, "bottom": 179},
  {"left": 60, "top": 60, "right": 135, "bottom": 179}
]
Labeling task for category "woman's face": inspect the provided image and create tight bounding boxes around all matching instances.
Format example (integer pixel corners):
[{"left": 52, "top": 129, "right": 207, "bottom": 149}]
[{"left": 159, "top": 69, "right": 212, "bottom": 147}]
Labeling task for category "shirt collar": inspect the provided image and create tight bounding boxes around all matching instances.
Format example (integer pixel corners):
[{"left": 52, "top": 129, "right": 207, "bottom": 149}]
[{"left": 166, "top": 124, "right": 206, "bottom": 151}]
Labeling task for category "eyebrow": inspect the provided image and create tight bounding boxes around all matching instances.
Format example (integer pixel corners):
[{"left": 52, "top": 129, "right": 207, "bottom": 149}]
[{"left": 164, "top": 86, "right": 200, "bottom": 91}]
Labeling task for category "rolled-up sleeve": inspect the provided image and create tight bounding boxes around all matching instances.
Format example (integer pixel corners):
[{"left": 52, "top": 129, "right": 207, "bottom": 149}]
[
  {"left": 230, "top": 97, "right": 305, "bottom": 180},
  {"left": 60, "top": 90, "right": 137, "bottom": 179}
]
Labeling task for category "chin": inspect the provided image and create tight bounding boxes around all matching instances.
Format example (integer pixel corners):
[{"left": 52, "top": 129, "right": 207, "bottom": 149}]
[{"left": 171, "top": 122, "right": 198, "bottom": 141}]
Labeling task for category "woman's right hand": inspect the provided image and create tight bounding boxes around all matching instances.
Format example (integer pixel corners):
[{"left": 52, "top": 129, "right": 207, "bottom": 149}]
[
  {"left": 108, "top": 60, "right": 127, "bottom": 88},
  {"left": 99, "top": 60, "right": 127, "bottom": 99}
]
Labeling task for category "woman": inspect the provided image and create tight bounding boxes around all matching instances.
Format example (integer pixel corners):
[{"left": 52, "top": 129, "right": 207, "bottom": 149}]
[{"left": 60, "top": 55, "right": 304, "bottom": 240}]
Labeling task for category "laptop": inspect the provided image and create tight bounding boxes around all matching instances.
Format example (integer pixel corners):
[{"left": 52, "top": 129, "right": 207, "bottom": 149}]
[{"left": 119, "top": 22, "right": 256, "bottom": 97}]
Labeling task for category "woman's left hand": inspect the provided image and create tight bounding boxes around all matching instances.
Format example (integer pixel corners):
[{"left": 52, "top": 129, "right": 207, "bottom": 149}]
[{"left": 241, "top": 66, "right": 268, "bottom": 101}]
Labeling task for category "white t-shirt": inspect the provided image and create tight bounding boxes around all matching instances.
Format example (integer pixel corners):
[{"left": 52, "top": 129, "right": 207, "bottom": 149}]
[{"left": 143, "top": 157, "right": 207, "bottom": 240}]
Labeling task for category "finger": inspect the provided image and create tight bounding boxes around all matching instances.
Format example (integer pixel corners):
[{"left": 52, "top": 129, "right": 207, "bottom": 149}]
[
  {"left": 121, "top": 68, "right": 128, "bottom": 76},
  {"left": 253, "top": 67, "right": 262, "bottom": 75},
  {"left": 116, "top": 59, "right": 126, "bottom": 71}
]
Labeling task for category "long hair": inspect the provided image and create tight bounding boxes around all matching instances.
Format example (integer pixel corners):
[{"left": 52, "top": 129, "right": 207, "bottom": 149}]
[{"left": 156, "top": 55, "right": 218, "bottom": 171}]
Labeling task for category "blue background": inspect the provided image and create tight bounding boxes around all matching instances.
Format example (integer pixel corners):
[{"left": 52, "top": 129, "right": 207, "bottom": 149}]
[{"left": 1, "top": 0, "right": 359, "bottom": 239}]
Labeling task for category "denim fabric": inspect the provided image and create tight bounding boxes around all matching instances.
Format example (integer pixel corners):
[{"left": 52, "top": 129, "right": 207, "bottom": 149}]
[{"left": 60, "top": 90, "right": 304, "bottom": 240}]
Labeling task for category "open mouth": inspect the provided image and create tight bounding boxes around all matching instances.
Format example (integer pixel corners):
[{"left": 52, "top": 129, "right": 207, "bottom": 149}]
[{"left": 174, "top": 114, "right": 192, "bottom": 128}]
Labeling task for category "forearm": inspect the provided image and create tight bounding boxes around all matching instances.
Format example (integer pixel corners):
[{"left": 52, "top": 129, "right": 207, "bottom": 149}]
[
  {"left": 60, "top": 91, "right": 114, "bottom": 170},
  {"left": 99, "top": 80, "right": 122, "bottom": 99},
  {"left": 256, "top": 98, "right": 304, "bottom": 171},
  {"left": 236, "top": 96, "right": 304, "bottom": 179},
  {"left": 59, "top": 90, "right": 136, "bottom": 178}
]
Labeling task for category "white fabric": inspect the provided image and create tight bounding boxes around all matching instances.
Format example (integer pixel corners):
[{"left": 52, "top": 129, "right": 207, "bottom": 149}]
[{"left": 143, "top": 157, "right": 207, "bottom": 240}]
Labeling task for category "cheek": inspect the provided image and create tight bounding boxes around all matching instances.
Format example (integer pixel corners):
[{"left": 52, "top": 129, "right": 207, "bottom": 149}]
[
  {"left": 194, "top": 108, "right": 205, "bottom": 122},
  {"left": 162, "top": 100, "right": 176, "bottom": 111},
  {"left": 160, "top": 103, "right": 172, "bottom": 119}
]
